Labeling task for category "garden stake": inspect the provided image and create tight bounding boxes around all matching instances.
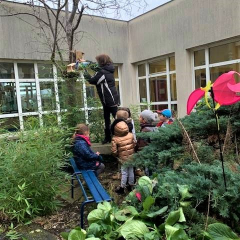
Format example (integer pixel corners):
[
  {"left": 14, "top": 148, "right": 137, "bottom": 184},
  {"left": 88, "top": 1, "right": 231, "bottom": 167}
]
[{"left": 210, "top": 87, "right": 227, "bottom": 190}]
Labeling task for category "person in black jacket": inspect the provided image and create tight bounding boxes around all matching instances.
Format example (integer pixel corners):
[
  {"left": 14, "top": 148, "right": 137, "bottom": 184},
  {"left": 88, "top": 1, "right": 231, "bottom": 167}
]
[{"left": 83, "top": 54, "right": 119, "bottom": 144}]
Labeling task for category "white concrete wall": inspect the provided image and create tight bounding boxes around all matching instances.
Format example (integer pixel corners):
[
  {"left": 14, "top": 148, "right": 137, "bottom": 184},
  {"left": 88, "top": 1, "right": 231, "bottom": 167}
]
[
  {"left": 129, "top": 0, "right": 240, "bottom": 116},
  {"left": 1, "top": 0, "right": 240, "bottom": 116}
]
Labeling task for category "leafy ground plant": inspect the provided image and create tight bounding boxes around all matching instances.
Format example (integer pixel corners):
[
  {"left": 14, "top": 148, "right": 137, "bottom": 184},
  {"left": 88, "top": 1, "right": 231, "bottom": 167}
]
[
  {"left": 61, "top": 176, "right": 240, "bottom": 240},
  {"left": 0, "top": 127, "right": 68, "bottom": 222}
]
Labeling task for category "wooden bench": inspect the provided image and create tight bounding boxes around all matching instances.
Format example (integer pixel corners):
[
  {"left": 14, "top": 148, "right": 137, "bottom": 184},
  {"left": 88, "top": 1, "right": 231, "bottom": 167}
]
[{"left": 69, "top": 157, "right": 112, "bottom": 228}]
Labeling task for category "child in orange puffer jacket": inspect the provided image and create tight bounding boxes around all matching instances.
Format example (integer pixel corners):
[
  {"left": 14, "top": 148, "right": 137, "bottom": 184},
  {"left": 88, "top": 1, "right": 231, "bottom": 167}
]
[{"left": 111, "top": 119, "right": 136, "bottom": 194}]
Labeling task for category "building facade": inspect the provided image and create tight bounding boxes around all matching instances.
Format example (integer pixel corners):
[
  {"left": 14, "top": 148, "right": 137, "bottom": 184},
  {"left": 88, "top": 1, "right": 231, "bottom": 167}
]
[{"left": 1, "top": 0, "right": 240, "bottom": 131}]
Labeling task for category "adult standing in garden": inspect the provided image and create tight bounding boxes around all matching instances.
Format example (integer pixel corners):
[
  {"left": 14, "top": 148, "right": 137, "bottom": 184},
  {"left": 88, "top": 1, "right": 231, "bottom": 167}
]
[{"left": 83, "top": 54, "right": 119, "bottom": 144}]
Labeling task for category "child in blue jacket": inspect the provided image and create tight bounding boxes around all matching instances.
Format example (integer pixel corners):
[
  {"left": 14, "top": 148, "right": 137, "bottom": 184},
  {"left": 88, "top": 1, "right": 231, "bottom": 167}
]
[{"left": 73, "top": 124, "right": 105, "bottom": 176}]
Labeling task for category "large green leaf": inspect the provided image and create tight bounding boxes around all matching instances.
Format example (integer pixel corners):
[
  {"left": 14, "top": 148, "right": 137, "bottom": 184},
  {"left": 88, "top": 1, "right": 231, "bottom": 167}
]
[
  {"left": 85, "top": 238, "right": 100, "bottom": 240},
  {"left": 87, "top": 202, "right": 112, "bottom": 224},
  {"left": 170, "top": 228, "right": 190, "bottom": 240},
  {"left": 178, "top": 207, "right": 186, "bottom": 223},
  {"left": 87, "top": 223, "right": 102, "bottom": 237},
  {"left": 177, "top": 185, "right": 192, "bottom": 201},
  {"left": 147, "top": 206, "right": 168, "bottom": 218},
  {"left": 87, "top": 209, "right": 105, "bottom": 224},
  {"left": 119, "top": 220, "right": 149, "bottom": 239},
  {"left": 68, "top": 229, "right": 86, "bottom": 240},
  {"left": 97, "top": 201, "right": 112, "bottom": 212},
  {"left": 165, "top": 210, "right": 180, "bottom": 226},
  {"left": 143, "top": 196, "right": 155, "bottom": 211},
  {"left": 138, "top": 176, "right": 153, "bottom": 194},
  {"left": 115, "top": 206, "right": 138, "bottom": 221},
  {"left": 165, "top": 225, "right": 178, "bottom": 239},
  {"left": 207, "top": 223, "right": 240, "bottom": 240}
]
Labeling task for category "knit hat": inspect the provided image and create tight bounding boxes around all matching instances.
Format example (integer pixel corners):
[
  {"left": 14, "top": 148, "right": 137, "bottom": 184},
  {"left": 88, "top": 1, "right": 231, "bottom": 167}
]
[
  {"left": 157, "top": 109, "right": 172, "bottom": 118},
  {"left": 140, "top": 110, "right": 158, "bottom": 123}
]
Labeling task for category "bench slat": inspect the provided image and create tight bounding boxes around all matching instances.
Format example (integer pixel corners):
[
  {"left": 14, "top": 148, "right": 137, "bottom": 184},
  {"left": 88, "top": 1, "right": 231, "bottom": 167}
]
[
  {"left": 81, "top": 171, "right": 103, "bottom": 203},
  {"left": 87, "top": 171, "right": 111, "bottom": 201},
  {"left": 70, "top": 158, "right": 81, "bottom": 174}
]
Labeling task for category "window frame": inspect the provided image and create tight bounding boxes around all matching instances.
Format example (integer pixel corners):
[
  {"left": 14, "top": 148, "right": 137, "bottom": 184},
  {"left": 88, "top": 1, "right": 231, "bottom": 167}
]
[
  {"left": 136, "top": 55, "right": 177, "bottom": 111},
  {"left": 0, "top": 60, "right": 122, "bottom": 131},
  {"left": 192, "top": 39, "right": 240, "bottom": 89}
]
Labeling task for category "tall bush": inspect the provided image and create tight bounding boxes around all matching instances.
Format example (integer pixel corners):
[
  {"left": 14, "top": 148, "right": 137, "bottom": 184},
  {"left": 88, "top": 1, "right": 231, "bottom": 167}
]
[{"left": 0, "top": 127, "right": 68, "bottom": 222}]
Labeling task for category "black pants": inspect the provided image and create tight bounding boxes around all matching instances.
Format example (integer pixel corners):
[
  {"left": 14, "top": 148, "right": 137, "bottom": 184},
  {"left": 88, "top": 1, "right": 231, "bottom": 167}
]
[{"left": 103, "top": 105, "right": 118, "bottom": 130}]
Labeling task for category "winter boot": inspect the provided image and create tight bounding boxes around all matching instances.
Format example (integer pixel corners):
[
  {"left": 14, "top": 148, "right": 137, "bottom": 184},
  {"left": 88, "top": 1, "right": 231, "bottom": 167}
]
[
  {"left": 126, "top": 184, "right": 133, "bottom": 192},
  {"left": 115, "top": 186, "right": 125, "bottom": 195},
  {"left": 102, "top": 128, "right": 111, "bottom": 144}
]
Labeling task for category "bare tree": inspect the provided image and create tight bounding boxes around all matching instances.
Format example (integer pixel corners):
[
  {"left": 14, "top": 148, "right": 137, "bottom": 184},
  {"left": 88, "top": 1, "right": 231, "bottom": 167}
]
[{"left": 0, "top": 0, "right": 147, "bottom": 68}]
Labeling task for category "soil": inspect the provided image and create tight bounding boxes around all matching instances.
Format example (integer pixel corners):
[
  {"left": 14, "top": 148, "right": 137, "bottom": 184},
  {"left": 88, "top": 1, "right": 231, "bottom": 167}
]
[{"left": 0, "top": 155, "right": 127, "bottom": 240}]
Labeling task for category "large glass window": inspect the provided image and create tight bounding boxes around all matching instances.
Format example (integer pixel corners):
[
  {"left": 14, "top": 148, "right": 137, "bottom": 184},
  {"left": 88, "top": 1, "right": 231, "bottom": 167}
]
[
  {"left": 170, "top": 74, "right": 177, "bottom": 101},
  {"left": 0, "top": 62, "right": 122, "bottom": 132},
  {"left": 139, "top": 79, "right": 147, "bottom": 103},
  {"left": 194, "top": 49, "right": 205, "bottom": 66},
  {"left": 138, "top": 64, "right": 146, "bottom": 77},
  {"left": 38, "top": 64, "right": 53, "bottom": 79},
  {"left": 195, "top": 69, "right": 206, "bottom": 89},
  {"left": 137, "top": 56, "right": 177, "bottom": 112},
  {"left": 0, "top": 117, "right": 20, "bottom": 133},
  {"left": 193, "top": 40, "right": 240, "bottom": 89},
  {"left": 209, "top": 42, "right": 240, "bottom": 64},
  {"left": 149, "top": 60, "right": 166, "bottom": 74},
  {"left": 149, "top": 76, "right": 168, "bottom": 102},
  {"left": 0, "top": 63, "right": 15, "bottom": 79},
  {"left": 18, "top": 63, "right": 35, "bottom": 79},
  {"left": 40, "top": 82, "right": 56, "bottom": 111},
  {"left": 20, "top": 82, "right": 38, "bottom": 112},
  {"left": 0, "top": 82, "right": 18, "bottom": 114}
]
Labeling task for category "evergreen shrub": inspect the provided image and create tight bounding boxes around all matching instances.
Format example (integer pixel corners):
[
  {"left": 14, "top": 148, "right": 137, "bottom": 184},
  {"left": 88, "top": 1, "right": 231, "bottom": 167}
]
[{"left": 0, "top": 127, "right": 68, "bottom": 222}]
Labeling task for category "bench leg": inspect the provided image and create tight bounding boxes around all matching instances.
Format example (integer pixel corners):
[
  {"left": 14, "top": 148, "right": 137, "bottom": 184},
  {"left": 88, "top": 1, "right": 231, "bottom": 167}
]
[
  {"left": 80, "top": 201, "right": 88, "bottom": 229},
  {"left": 71, "top": 177, "right": 74, "bottom": 198}
]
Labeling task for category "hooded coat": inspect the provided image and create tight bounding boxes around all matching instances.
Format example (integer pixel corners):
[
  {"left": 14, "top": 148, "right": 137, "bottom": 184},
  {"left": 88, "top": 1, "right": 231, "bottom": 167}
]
[
  {"left": 111, "top": 119, "right": 136, "bottom": 164},
  {"left": 84, "top": 63, "right": 119, "bottom": 107},
  {"left": 73, "top": 136, "right": 100, "bottom": 170}
]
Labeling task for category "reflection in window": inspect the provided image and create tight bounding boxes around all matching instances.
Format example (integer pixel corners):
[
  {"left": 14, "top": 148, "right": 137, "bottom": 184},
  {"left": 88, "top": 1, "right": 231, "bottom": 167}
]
[
  {"left": 18, "top": 63, "right": 35, "bottom": 79},
  {"left": 195, "top": 69, "right": 206, "bottom": 89},
  {"left": 151, "top": 104, "right": 168, "bottom": 111},
  {"left": 0, "top": 117, "right": 20, "bottom": 133},
  {"left": 58, "top": 81, "right": 84, "bottom": 109},
  {"left": 86, "top": 82, "right": 100, "bottom": 107},
  {"left": 114, "top": 66, "right": 119, "bottom": 79},
  {"left": 194, "top": 49, "right": 205, "bottom": 66},
  {"left": 149, "top": 60, "right": 166, "bottom": 74},
  {"left": 0, "top": 63, "right": 15, "bottom": 79},
  {"left": 40, "top": 82, "right": 56, "bottom": 111},
  {"left": 138, "top": 64, "right": 146, "bottom": 77},
  {"left": 170, "top": 74, "right": 177, "bottom": 101},
  {"left": 149, "top": 76, "right": 168, "bottom": 102},
  {"left": 210, "top": 63, "right": 240, "bottom": 82},
  {"left": 171, "top": 104, "right": 178, "bottom": 117},
  {"left": 38, "top": 64, "right": 53, "bottom": 78},
  {"left": 209, "top": 42, "right": 240, "bottom": 64},
  {"left": 139, "top": 79, "right": 147, "bottom": 103},
  {"left": 0, "top": 82, "right": 18, "bottom": 114},
  {"left": 20, "top": 82, "right": 38, "bottom": 112},
  {"left": 169, "top": 57, "right": 176, "bottom": 71}
]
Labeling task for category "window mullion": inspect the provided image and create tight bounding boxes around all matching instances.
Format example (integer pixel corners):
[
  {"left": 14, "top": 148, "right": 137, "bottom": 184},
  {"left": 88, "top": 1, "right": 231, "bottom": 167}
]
[
  {"left": 34, "top": 63, "right": 43, "bottom": 126},
  {"left": 53, "top": 65, "right": 61, "bottom": 124},
  {"left": 82, "top": 73, "right": 88, "bottom": 124},
  {"left": 14, "top": 62, "right": 24, "bottom": 130},
  {"left": 146, "top": 63, "right": 150, "bottom": 109},
  {"left": 205, "top": 48, "right": 210, "bottom": 83},
  {"left": 166, "top": 58, "right": 171, "bottom": 109}
]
